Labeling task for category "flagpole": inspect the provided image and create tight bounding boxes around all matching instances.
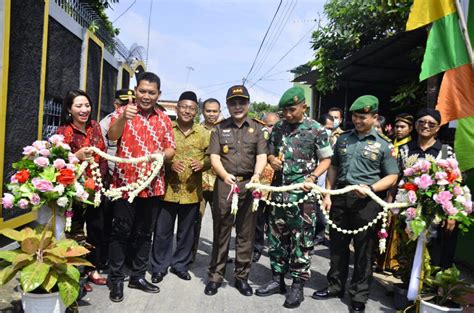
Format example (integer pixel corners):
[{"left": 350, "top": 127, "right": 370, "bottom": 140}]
[{"left": 455, "top": 0, "right": 474, "bottom": 69}]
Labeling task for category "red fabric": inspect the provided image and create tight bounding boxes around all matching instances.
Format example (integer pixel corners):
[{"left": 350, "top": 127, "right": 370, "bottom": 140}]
[
  {"left": 110, "top": 107, "right": 175, "bottom": 198},
  {"left": 56, "top": 120, "right": 108, "bottom": 177}
]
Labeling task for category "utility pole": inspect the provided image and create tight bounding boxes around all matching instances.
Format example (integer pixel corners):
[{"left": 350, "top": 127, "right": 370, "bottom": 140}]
[
  {"left": 145, "top": 0, "right": 154, "bottom": 68},
  {"left": 184, "top": 66, "right": 194, "bottom": 90}
]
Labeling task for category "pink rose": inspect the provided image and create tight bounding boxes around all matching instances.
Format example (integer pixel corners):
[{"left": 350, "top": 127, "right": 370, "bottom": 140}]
[
  {"left": 403, "top": 168, "right": 415, "bottom": 177},
  {"left": 68, "top": 153, "right": 79, "bottom": 164},
  {"left": 10, "top": 176, "right": 18, "bottom": 184},
  {"left": 447, "top": 158, "right": 459, "bottom": 169},
  {"left": 32, "top": 178, "right": 54, "bottom": 192},
  {"left": 442, "top": 201, "right": 458, "bottom": 216},
  {"left": 39, "top": 149, "right": 50, "bottom": 157},
  {"left": 53, "top": 158, "right": 66, "bottom": 169},
  {"left": 49, "top": 134, "right": 64, "bottom": 145},
  {"left": 30, "top": 193, "right": 41, "bottom": 206},
  {"left": 418, "top": 160, "right": 431, "bottom": 173},
  {"left": 408, "top": 190, "right": 417, "bottom": 204},
  {"left": 18, "top": 199, "right": 29, "bottom": 209},
  {"left": 415, "top": 174, "right": 434, "bottom": 189},
  {"left": 435, "top": 172, "right": 449, "bottom": 185},
  {"left": 378, "top": 229, "right": 388, "bottom": 239},
  {"left": 464, "top": 201, "right": 473, "bottom": 214},
  {"left": 453, "top": 186, "right": 463, "bottom": 196},
  {"left": 436, "top": 159, "right": 449, "bottom": 169},
  {"left": 66, "top": 164, "right": 75, "bottom": 170},
  {"left": 22, "top": 146, "right": 37, "bottom": 157},
  {"left": 34, "top": 157, "right": 50, "bottom": 168},
  {"left": 406, "top": 207, "right": 417, "bottom": 220},
  {"left": 2, "top": 193, "right": 14, "bottom": 208},
  {"left": 60, "top": 143, "right": 71, "bottom": 151},
  {"left": 32, "top": 140, "right": 47, "bottom": 150},
  {"left": 434, "top": 191, "right": 453, "bottom": 207}
]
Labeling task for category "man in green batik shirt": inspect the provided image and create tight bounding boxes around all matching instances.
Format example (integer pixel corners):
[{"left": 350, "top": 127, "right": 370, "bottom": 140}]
[
  {"left": 313, "top": 95, "right": 398, "bottom": 313},
  {"left": 255, "top": 87, "right": 333, "bottom": 309}
]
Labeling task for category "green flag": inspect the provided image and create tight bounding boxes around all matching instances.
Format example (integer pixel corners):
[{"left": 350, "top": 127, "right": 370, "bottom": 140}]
[
  {"left": 455, "top": 116, "right": 474, "bottom": 172},
  {"left": 419, "top": 4, "right": 474, "bottom": 81}
]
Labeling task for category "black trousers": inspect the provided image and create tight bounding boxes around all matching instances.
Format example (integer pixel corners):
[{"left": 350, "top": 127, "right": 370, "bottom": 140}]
[
  {"left": 69, "top": 202, "right": 105, "bottom": 269},
  {"left": 109, "top": 197, "right": 158, "bottom": 282},
  {"left": 151, "top": 201, "right": 199, "bottom": 272},
  {"left": 254, "top": 201, "right": 269, "bottom": 254},
  {"left": 327, "top": 193, "right": 381, "bottom": 303}
]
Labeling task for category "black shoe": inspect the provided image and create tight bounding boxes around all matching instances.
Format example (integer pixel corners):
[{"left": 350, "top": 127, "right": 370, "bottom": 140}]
[
  {"left": 235, "top": 279, "right": 253, "bottom": 296},
  {"left": 151, "top": 271, "right": 167, "bottom": 283},
  {"left": 255, "top": 274, "right": 286, "bottom": 297},
  {"left": 283, "top": 279, "right": 305, "bottom": 308},
  {"left": 204, "top": 281, "right": 221, "bottom": 296},
  {"left": 128, "top": 278, "right": 160, "bottom": 293},
  {"left": 170, "top": 268, "right": 191, "bottom": 281},
  {"left": 252, "top": 251, "right": 261, "bottom": 263},
  {"left": 109, "top": 281, "right": 124, "bottom": 302},
  {"left": 312, "top": 288, "right": 344, "bottom": 300},
  {"left": 351, "top": 301, "right": 365, "bottom": 312}
]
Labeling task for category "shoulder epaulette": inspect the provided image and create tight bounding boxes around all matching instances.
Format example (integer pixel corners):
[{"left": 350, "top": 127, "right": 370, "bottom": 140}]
[
  {"left": 379, "top": 133, "right": 392, "bottom": 143},
  {"left": 252, "top": 118, "right": 266, "bottom": 125}
]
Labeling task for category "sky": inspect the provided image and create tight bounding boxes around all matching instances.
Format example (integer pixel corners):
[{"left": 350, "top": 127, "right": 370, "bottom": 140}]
[{"left": 106, "top": 0, "right": 326, "bottom": 115}]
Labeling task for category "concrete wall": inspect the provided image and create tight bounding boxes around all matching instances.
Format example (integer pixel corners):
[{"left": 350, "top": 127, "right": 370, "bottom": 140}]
[{"left": 3, "top": 0, "right": 44, "bottom": 220}]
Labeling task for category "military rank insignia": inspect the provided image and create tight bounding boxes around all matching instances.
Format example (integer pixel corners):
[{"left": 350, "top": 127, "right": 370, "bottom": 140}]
[
  {"left": 264, "top": 131, "right": 269, "bottom": 140},
  {"left": 223, "top": 145, "right": 229, "bottom": 154}
]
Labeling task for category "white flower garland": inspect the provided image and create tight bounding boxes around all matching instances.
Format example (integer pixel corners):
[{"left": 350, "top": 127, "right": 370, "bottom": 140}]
[
  {"left": 79, "top": 147, "right": 164, "bottom": 204},
  {"left": 246, "top": 182, "right": 409, "bottom": 253}
]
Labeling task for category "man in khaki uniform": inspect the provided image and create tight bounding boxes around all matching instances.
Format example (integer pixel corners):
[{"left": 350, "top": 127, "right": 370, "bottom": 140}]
[{"left": 204, "top": 85, "right": 267, "bottom": 297}]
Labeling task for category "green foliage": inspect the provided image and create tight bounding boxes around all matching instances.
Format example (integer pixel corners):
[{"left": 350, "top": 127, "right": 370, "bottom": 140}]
[
  {"left": 390, "top": 80, "right": 426, "bottom": 111},
  {"left": 83, "top": 0, "right": 120, "bottom": 36},
  {"left": 0, "top": 225, "right": 91, "bottom": 307},
  {"left": 310, "top": 0, "right": 413, "bottom": 93},
  {"left": 248, "top": 102, "right": 278, "bottom": 119},
  {"left": 422, "top": 265, "right": 474, "bottom": 307}
]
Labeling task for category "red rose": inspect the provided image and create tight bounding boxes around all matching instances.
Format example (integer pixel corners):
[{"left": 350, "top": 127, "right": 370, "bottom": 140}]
[
  {"left": 15, "top": 169, "right": 30, "bottom": 183},
  {"left": 57, "top": 168, "right": 75, "bottom": 186},
  {"left": 403, "top": 182, "right": 418, "bottom": 191},
  {"left": 447, "top": 171, "right": 458, "bottom": 183},
  {"left": 84, "top": 177, "right": 95, "bottom": 190}
]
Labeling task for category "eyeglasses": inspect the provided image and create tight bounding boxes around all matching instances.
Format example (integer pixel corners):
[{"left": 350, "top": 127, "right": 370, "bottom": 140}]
[
  {"left": 416, "top": 120, "right": 438, "bottom": 129},
  {"left": 177, "top": 105, "right": 197, "bottom": 112}
]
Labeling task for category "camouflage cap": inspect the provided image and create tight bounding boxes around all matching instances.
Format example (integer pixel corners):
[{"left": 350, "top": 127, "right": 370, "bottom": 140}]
[
  {"left": 349, "top": 95, "right": 379, "bottom": 113},
  {"left": 278, "top": 86, "right": 305, "bottom": 109}
]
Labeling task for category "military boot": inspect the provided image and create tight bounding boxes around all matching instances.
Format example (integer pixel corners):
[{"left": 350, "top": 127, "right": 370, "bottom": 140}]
[
  {"left": 255, "top": 272, "right": 286, "bottom": 297},
  {"left": 283, "top": 278, "right": 304, "bottom": 308}
]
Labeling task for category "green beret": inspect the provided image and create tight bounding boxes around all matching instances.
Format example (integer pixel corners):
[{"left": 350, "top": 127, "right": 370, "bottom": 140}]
[
  {"left": 278, "top": 86, "right": 305, "bottom": 109},
  {"left": 349, "top": 95, "right": 379, "bottom": 113}
]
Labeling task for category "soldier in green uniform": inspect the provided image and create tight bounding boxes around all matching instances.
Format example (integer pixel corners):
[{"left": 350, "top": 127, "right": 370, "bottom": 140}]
[
  {"left": 255, "top": 87, "right": 333, "bottom": 308},
  {"left": 313, "top": 95, "right": 399, "bottom": 313}
]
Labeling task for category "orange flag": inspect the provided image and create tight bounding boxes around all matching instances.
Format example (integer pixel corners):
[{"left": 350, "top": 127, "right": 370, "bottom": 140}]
[{"left": 436, "top": 63, "right": 474, "bottom": 124}]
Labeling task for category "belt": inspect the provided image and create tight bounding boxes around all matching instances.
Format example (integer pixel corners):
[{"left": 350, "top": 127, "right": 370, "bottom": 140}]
[{"left": 234, "top": 174, "right": 252, "bottom": 182}]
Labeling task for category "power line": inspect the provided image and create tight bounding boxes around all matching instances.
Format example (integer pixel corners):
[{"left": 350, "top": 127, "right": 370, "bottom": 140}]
[
  {"left": 242, "top": 0, "right": 283, "bottom": 85},
  {"left": 249, "top": 0, "right": 297, "bottom": 82},
  {"left": 250, "top": 23, "right": 317, "bottom": 88},
  {"left": 112, "top": 0, "right": 137, "bottom": 23},
  {"left": 248, "top": 0, "right": 292, "bottom": 81}
]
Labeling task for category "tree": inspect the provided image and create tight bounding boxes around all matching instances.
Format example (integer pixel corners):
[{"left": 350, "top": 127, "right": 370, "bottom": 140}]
[
  {"left": 82, "top": 0, "right": 120, "bottom": 37},
  {"left": 310, "top": 0, "right": 413, "bottom": 93},
  {"left": 248, "top": 101, "right": 278, "bottom": 119}
]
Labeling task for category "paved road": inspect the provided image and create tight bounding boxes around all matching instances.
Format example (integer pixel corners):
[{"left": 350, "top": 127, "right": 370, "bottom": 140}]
[{"left": 78, "top": 206, "right": 395, "bottom": 313}]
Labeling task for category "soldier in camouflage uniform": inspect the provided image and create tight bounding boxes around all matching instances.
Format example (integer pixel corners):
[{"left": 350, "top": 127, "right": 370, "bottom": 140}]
[{"left": 255, "top": 87, "right": 333, "bottom": 308}]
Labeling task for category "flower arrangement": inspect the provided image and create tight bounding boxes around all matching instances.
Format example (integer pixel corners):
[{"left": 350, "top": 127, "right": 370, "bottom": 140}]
[
  {"left": 1, "top": 135, "right": 94, "bottom": 231},
  {"left": 395, "top": 155, "right": 473, "bottom": 240}
]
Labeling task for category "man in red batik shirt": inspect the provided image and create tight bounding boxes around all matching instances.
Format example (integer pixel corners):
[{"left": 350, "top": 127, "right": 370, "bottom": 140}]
[{"left": 107, "top": 72, "right": 176, "bottom": 302}]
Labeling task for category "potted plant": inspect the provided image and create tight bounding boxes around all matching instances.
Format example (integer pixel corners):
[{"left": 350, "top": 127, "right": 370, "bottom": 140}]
[
  {"left": 419, "top": 265, "right": 474, "bottom": 312},
  {"left": 0, "top": 223, "right": 91, "bottom": 312}
]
